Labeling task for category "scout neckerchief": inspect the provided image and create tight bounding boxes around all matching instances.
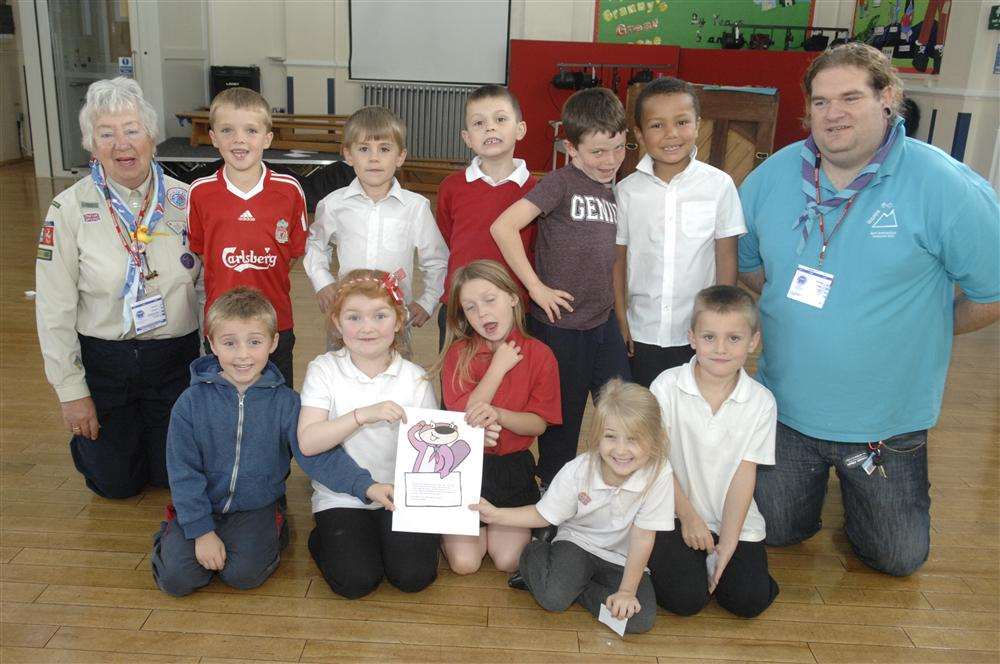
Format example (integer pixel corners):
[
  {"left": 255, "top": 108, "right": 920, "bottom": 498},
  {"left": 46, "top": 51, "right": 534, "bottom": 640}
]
[
  {"left": 793, "top": 115, "right": 904, "bottom": 258},
  {"left": 90, "top": 158, "right": 166, "bottom": 334}
]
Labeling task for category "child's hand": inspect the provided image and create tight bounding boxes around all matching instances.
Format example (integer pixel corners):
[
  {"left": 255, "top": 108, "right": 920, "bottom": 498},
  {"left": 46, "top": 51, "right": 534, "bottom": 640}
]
[
  {"left": 605, "top": 590, "right": 641, "bottom": 621},
  {"left": 316, "top": 284, "right": 338, "bottom": 314},
  {"left": 465, "top": 402, "right": 499, "bottom": 429},
  {"left": 195, "top": 531, "right": 226, "bottom": 571},
  {"left": 529, "top": 283, "right": 574, "bottom": 323},
  {"left": 469, "top": 498, "right": 499, "bottom": 523},
  {"left": 489, "top": 341, "right": 523, "bottom": 374},
  {"left": 484, "top": 422, "right": 501, "bottom": 448},
  {"left": 709, "top": 539, "right": 737, "bottom": 593},
  {"left": 366, "top": 482, "right": 395, "bottom": 511},
  {"left": 679, "top": 511, "right": 715, "bottom": 552},
  {"left": 358, "top": 401, "right": 407, "bottom": 426},
  {"left": 407, "top": 302, "right": 430, "bottom": 327}
]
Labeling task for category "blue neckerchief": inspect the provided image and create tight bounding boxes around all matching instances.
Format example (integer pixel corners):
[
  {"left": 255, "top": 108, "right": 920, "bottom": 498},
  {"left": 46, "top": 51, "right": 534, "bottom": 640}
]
[
  {"left": 794, "top": 116, "right": 904, "bottom": 255},
  {"left": 90, "top": 159, "right": 166, "bottom": 334}
]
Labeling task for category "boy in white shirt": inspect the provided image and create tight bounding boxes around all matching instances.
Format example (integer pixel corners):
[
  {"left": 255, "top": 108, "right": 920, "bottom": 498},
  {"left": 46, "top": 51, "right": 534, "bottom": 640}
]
[
  {"left": 304, "top": 106, "right": 448, "bottom": 349},
  {"left": 647, "top": 285, "right": 779, "bottom": 618},
  {"left": 613, "top": 77, "right": 746, "bottom": 388}
]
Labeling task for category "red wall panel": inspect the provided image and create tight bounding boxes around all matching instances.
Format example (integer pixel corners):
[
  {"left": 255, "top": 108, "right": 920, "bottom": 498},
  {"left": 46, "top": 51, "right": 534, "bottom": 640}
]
[{"left": 509, "top": 39, "right": 818, "bottom": 172}]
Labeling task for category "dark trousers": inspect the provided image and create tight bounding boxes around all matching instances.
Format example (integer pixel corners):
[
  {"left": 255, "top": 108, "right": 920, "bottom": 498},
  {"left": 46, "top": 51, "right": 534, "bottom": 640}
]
[
  {"left": 150, "top": 502, "right": 281, "bottom": 597},
  {"left": 648, "top": 520, "right": 779, "bottom": 618},
  {"left": 71, "top": 331, "right": 199, "bottom": 499},
  {"left": 308, "top": 507, "right": 440, "bottom": 599},
  {"left": 755, "top": 424, "right": 931, "bottom": 577},
  {"left": 519, "top": 539, "right": 657, "bottom": 634},
  {"left": 528, "top": 313, "right": 631, "bottom": 485},
  {"left": 630, "top": 341, "right": 695, "bottom": 389},
  {"left": 437, "top": 304, "right": 448, "bottom": 352},
  {"left": 204, "top": 328, "right": 295, "bottom": 388}
]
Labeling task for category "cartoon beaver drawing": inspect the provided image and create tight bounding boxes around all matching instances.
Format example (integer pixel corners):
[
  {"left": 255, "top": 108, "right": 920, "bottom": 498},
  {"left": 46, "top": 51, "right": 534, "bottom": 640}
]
[{"left": 407, "top": 421, "right": 471, "bottom": 479}]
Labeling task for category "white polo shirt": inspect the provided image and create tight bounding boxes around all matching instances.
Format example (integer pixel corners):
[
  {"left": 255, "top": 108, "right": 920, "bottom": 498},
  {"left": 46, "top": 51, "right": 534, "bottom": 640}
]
[
  {"left": 537, "top": 453, "right": 674, "bottom": 567},
  {"left": 304, "top": 178, "right": 449, "bottom": 314},
  {"left": 299, "top": 348, "right": 438, "bottom": 513},
  {"left": 616, "top": 152, "right": 746, "bottom": 348},
  {"left": 650, "top": 358, "right": 776, "bottom": 542}
]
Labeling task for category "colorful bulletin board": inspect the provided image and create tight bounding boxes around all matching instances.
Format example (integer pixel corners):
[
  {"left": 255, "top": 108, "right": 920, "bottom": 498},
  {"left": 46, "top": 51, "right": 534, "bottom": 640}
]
[
  {"left": 596, "top": 0, "right": 815, "bottom": 49},
  {"left": 853, "top": 0, "right": 949, "bottom": 74}
]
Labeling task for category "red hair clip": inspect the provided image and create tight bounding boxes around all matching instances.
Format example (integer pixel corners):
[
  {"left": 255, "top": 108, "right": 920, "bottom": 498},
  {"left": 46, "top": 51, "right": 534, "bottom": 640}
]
[{"left": 382, "top": 268, "right": 406, "bottom": 305}]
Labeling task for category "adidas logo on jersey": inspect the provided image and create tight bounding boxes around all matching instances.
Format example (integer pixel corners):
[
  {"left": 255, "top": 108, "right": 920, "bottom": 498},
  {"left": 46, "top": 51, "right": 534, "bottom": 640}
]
[{"left": 238, "top": 210, "right": 256, "bottom": 222}]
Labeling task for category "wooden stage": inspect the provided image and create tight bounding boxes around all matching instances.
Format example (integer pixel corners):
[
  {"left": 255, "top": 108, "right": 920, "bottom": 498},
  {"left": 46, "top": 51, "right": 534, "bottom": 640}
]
[{"left": 1, "top": 161, "right": 998, "bottom": 663}]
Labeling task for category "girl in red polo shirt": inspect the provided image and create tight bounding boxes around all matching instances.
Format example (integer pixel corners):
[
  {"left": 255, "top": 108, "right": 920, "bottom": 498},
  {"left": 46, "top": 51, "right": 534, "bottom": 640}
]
[{"left": 432, "top": 260, "right": 562, "bottom": 575}]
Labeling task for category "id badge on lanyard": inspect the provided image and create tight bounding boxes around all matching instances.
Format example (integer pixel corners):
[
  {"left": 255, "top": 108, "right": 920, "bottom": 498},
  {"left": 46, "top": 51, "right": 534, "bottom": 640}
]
[{"left": 131, "top": 291, "right": 168, "bottom": 335}]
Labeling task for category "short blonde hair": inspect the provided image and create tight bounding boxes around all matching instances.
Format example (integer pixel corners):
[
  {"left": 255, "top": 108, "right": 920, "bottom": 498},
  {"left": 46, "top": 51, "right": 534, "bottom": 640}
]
[
  {"left": 210, "top": 87, "right": 273, "bottom": 131},
  {"left": 691, "top": 285, "right": 759, "bottom": 333},
  {"left": 585, "top": 379, "right": 668, "bottom": 495},
  {"left": 79, "top": 77, "right": 159, "bottom": 152},
  {"left": 206, "top": 287, "right": 278, "bottom": 339},
  {"left": 344, "top": 106, "right": 406, "bottom": 150}
]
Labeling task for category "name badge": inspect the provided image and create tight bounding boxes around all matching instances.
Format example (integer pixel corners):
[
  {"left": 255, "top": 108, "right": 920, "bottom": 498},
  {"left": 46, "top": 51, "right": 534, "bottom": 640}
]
[
  {"left": 787, "top": 264, "right": 834, "bottom": 309},
  {"left": 131, "top": 293, "right": 168, "bottom": 335}
]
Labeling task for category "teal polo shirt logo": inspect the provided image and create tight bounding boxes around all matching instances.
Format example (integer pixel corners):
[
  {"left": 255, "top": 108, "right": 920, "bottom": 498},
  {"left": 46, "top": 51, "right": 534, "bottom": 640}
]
[{"left": 866, "top": 202, "right": 898, "bottom": 239}]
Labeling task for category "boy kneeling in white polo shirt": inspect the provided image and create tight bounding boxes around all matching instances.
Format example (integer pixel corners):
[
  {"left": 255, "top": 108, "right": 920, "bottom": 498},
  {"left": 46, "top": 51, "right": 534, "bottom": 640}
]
[{"left": 648, "top": 285, "right": 779, "bottom": 618}]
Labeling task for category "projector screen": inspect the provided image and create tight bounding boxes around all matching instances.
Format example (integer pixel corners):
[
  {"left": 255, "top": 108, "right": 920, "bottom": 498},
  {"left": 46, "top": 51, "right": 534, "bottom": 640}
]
[{"left": 349, "top": 0, "right": 510, "bottom": 85}]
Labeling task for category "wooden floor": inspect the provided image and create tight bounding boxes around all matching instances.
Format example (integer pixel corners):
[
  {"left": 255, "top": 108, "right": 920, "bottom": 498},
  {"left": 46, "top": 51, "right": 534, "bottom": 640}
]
[{"left": 1, "top": 159, "right": 998, "bottom": 663}]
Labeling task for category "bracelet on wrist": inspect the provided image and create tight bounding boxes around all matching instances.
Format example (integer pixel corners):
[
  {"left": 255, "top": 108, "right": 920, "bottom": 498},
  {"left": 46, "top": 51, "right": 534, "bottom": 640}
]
[{"left": 353, "top": 409, "right": 362, "bottom": 427}]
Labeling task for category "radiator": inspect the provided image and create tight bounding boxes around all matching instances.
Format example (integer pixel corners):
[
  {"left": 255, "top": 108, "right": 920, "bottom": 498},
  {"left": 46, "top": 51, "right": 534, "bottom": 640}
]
[{"left": 361, "top": 82, "right": 475, "bottom": 161}]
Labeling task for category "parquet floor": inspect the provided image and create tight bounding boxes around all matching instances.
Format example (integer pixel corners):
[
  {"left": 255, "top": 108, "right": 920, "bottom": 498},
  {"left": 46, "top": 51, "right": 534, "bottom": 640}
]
[{"left": 1, "top": 160, "right": 998, "bottom": 663}]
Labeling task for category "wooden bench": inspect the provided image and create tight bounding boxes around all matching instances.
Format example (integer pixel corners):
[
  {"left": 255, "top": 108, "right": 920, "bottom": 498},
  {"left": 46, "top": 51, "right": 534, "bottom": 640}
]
[{"left": 176, "top": 111, "right": 349, "bottom": 153}]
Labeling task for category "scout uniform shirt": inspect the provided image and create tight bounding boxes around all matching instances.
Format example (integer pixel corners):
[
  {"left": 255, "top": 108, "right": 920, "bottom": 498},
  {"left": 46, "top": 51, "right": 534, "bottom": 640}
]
[{"left": 35, "top": 173, "right": 202, "bottom": 402}]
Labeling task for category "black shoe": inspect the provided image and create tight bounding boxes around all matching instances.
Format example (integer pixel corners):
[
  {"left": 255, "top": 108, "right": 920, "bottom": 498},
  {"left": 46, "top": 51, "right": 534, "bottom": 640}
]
[
  {"left": 507, "top": 571, "right": 528, "bottom": 591},
  {"left": 531, "top": 525, "right": 558, "bottom": 543}
]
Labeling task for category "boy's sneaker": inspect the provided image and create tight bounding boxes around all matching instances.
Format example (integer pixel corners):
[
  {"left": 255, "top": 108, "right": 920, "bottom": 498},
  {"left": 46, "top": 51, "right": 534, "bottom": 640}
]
[
  {"left": 507, "top": 571, "right": 529, "bottom": 591},
  {"left": 531, "top": 524, "right": 558, "bottom": 543}
]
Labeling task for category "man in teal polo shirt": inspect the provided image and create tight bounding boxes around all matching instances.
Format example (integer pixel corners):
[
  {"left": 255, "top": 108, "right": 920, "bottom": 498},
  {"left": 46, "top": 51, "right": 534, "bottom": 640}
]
[{"left": 738, "top": 43, "right": 999, "bottom": 576}]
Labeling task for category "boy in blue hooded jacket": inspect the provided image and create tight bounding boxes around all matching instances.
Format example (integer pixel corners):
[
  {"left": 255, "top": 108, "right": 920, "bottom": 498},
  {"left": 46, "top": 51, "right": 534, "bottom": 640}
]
[{"left": 151, "top": 287, "right": 376, "bottom": 596}]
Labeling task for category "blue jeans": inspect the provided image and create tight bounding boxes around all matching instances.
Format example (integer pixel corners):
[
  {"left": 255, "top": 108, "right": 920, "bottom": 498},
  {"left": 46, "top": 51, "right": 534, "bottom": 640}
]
[{"left": 755, "top": 423, "right": 930, "bottom": 577}]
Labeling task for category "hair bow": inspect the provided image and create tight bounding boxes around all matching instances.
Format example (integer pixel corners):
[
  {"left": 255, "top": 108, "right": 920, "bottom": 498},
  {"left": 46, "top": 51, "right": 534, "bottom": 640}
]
[{"left": 382, "top": 268, "right": 406, "bottom": 305}]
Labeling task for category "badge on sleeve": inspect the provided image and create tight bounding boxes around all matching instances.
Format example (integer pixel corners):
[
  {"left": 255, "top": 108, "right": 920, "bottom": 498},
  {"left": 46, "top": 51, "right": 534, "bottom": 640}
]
[
  {"left": 275, "top": 219, "right": 289, "bottom": 244},
  {"left": 787, "top": 265, "right": 834, "bottom": 309},
  {"left": 36, "top": 247, "right": 52, "bottom": 261},
  {"left": 38, "top": 220, "right": 55, "bottom": 247},
  {"left": 167, "top": 187, "right": 188, "bottom": 209}
]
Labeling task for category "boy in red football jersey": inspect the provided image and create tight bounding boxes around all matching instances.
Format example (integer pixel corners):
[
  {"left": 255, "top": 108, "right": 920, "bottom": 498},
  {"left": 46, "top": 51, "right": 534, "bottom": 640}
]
[{"left": 187, "top": 88, "right": 308, "bottom": 386}]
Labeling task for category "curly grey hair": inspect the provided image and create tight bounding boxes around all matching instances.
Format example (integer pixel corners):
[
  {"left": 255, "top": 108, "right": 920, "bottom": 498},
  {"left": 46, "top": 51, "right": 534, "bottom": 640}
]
[{"left": 78, "top": 77, "right": 160, "bottom": 152}]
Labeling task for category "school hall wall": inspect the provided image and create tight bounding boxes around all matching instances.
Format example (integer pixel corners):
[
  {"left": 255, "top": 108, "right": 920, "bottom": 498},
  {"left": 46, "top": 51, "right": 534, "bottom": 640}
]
[{"left": 204, "top": 0, "right": 995, "bottom": 179}]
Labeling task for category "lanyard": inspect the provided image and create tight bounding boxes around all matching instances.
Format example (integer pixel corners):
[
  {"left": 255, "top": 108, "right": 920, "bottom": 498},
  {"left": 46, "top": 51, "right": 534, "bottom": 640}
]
[
  {"left": 103, "top": 184, "right": 158, "bottom": 281},
  {"left": 813, "top": 160, "right": 857, "bottom": 267}
]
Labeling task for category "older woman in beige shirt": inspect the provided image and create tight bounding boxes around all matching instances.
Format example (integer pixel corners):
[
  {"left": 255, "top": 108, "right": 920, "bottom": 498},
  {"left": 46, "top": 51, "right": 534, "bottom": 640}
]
[{"left": 35, "top": 77, "right": 202, "bottom": 498}]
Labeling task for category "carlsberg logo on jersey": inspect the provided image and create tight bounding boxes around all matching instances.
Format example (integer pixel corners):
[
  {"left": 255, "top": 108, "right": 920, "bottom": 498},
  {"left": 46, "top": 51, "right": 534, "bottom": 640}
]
[{"left": 221, "top": 246, "right": 278, "bottom": 272}]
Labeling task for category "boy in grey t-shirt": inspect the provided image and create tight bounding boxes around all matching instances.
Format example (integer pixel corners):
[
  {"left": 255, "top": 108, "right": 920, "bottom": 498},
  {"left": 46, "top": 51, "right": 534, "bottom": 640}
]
[{"left": 491, "top": 88, "right": 632, "bottom": 486}]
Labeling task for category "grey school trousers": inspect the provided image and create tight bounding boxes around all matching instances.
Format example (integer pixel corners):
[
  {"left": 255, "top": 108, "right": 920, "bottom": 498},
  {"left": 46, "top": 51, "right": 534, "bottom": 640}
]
[{"left": 518, "top": 539, "right": 657, "bottom": 633}]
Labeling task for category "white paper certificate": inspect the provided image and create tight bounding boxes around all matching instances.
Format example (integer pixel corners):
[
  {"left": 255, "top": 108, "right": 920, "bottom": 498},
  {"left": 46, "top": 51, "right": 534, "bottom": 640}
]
[{"left": 391, "top": 406, "right": 485, "bottom": 536}]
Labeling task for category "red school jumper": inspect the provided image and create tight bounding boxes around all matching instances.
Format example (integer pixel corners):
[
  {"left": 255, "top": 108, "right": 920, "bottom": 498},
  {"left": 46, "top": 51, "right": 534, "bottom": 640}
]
[
  {"left": 442, "top": 328, "right": 562, "bottom": 456},
  {"left": 436, "top": 171, "right": 537, "bottom": 304}
]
